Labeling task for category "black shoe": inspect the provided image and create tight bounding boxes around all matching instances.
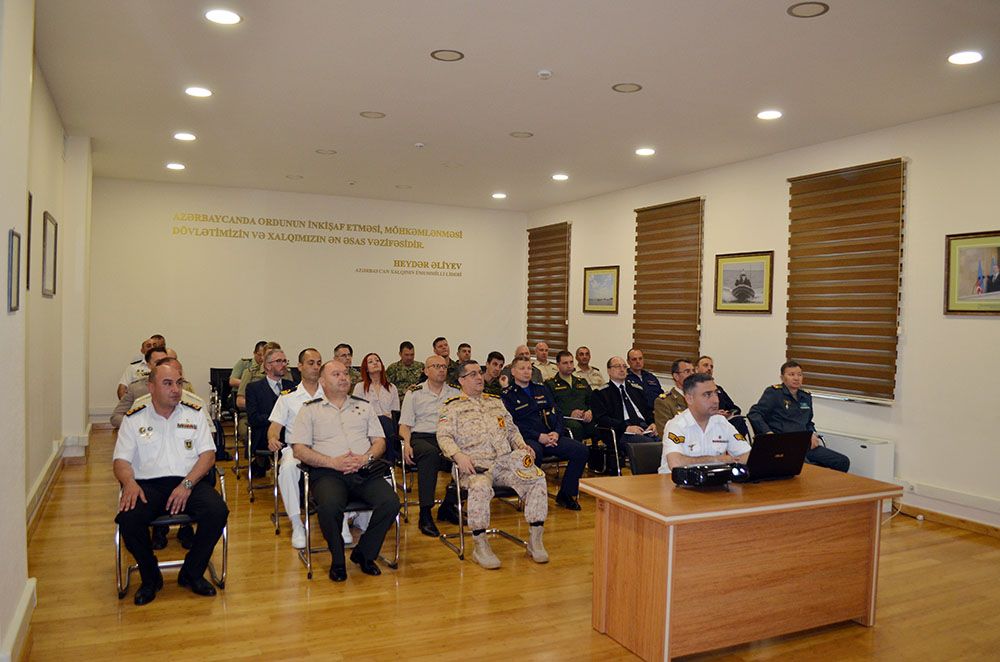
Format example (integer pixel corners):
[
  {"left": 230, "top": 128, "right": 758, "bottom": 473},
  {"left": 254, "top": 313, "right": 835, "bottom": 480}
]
[
  {"left": 436, "top": 504, "right": 460, "bottom": 525},
  {"left": 350, "top": 549, "right": 382, "bottom": 576},
  {"left": 329, "top": 564, "right": 347, "bottom": 582},
  {"left": 151, "top": 526, "right": 168, "bottom": 550},
  {"left": 418, "top": 514, "right": 441, "bottom": 537},
  {"left": 555, "top": 492, "right": 582, "bottom": 511},
  {"left": 133, "top": 572, "right": 163, "bottom": 606},
  {"left": 177, "top": 571, "right": 217, "bottom": 596},
  {"left": 177, "top": 524, "right": 195, "bottom": 550}
]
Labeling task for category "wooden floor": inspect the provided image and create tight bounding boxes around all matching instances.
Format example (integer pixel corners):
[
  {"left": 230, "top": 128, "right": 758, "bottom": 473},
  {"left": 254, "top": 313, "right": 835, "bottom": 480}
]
[{"left": 25, "top": 429, "right": 1000, "bottom": 661}]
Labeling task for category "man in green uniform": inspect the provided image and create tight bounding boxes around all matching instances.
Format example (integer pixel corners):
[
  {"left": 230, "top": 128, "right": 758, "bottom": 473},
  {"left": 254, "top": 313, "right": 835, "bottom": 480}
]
[{"left": 545, "top": 350, "right": 595, "bottom": 441}]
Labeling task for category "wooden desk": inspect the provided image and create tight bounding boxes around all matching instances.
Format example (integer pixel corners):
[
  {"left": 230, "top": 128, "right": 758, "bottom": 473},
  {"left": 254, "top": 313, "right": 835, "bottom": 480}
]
[{"left": 579, "top": 465, "right": 902, "bottom": 660}]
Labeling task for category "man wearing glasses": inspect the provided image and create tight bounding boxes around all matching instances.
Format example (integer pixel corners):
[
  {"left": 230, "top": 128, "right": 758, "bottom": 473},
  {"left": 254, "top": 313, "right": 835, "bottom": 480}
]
[
  {"left": 592, "top": 356, "right": 659, "bottom": 445},
  {"left": 245, "top": 348, "right": 297, "bottom": 471},
  {"left": 654, "top": 358, "right": 695, "bottom": 436},
  {"left": 437, "top": 360, "right": 549, "bottom": 569}
]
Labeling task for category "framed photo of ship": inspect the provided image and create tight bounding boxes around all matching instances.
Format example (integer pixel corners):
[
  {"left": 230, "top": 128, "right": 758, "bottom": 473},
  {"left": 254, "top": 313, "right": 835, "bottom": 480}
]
[
  {"left": 944, "top": 230, "right": 1000, "bottom": 315},
  {"left": 714, "top": 251, "right": 773, "bottom": 313},
  {"left": 583, "top": 265, "right": 620, "bottom": 314}
]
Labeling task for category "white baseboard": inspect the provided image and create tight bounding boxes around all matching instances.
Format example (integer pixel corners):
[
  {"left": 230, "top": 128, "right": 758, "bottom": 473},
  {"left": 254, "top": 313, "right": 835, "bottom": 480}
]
[
  {"left": 26, "top": 439, "right": 65, "bottom": 523},
  {"left": 0, "top": 578, "right": 36, "bottom": 662},
  {"left": 63, "top": 424, "right": 91, "bottom": 460},
  {"left": 899, "top": 481, "right": 1000, "bottom": 528}
]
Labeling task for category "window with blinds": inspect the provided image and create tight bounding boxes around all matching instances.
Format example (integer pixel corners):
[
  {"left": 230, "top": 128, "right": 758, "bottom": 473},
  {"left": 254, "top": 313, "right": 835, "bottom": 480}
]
[
  {"left": 526, "top": 222, "right": 570, "bottom": 353},
  {"left": 632, "top": 198, "right": 704, "bottom": 373},
  {"left": 786, "top": 158, "right": 905, "bottom": 401}
]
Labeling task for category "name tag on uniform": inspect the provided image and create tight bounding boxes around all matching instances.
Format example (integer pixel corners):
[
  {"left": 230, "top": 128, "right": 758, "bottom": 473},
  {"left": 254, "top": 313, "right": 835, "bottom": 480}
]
[
  {"left": 177, "top": 422, "right": 197, "bottom": 430},
  {"left": 184, "top": 439, "right": 194, "bottom": 450}
]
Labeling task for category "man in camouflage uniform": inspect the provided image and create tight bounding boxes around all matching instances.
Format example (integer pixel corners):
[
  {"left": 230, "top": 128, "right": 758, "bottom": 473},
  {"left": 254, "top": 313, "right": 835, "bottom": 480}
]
[
  {"left": 333, "top": 343, "right": 362, "bottom": 388},
  {"left": 437, "top": 360, "right": 549, "bottom": 569},
  {"left": 545, "top": 350, "right": 596, "bottom": 441},
  {"left": 386, "top": 340, "right": 424, "bottom": 394}
]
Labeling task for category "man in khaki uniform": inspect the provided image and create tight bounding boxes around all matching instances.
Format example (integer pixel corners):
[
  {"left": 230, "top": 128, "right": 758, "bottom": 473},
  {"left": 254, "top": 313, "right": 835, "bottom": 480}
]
[
  {"left": 573, "top": 346, "right": 606, "bottom": 389},
  {"left": 654, "top": 358, "right": 694, "bottom": 436},
  {"left": 436, "top": 360, "right": 549, "bottom": 569},
  {"left": 532, "top": 342, "right": 558, "bottom": 381}
]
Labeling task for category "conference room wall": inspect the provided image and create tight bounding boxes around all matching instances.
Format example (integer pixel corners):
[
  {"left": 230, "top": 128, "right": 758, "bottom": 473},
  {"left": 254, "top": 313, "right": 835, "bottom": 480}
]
[
  {"left": 88, "top": 178, "right": 528, "bottom": 415},
  {"left": 527, "top": 103, "right": 1000, "bottom": 523}
]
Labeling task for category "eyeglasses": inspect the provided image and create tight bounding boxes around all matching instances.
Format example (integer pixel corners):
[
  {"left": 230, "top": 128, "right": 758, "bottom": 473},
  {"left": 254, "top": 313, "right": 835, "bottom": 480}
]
[
  {"left": 427, "top": 364, "right": 448, "bottom": 369},
  {"left": 608, "top": 363, "right": 627, "bottom": 369}
]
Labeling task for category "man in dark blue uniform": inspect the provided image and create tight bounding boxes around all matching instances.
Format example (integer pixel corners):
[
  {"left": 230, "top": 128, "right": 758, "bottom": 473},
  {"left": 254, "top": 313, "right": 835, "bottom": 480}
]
[
  {"left": 747, "top": 360, "right": 850, "bottom": 472},
  {"left": 625, "top": 348, "right": 664, "bottom": 409},
  {"left": 501, "top": 356, "right": 589, "bottom": 510},
  {"left": 695, "top": 355, "right": 750, "bottom": 439}
]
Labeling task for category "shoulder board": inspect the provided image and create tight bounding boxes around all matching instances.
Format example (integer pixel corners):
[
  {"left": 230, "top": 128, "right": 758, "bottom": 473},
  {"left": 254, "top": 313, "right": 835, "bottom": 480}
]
[
  {"left": 667, "top": 432, "right": 685, "bottom": 444},
  {"left": 304, "top": 397, "right": 323, "bottom": 406},
  {"left": 350, "top": 395, "right": 369, "bottom": 402},
  {"left": 734, "top": 433, "right": 746, "bottom": 441},
  {"left": 658, "top": 392, "right": 667, "bottom": 399},
  {"left": 125, "top": 404, "right": 146, "bottom": 417},
  {"left": 130, "top": 359, "right": 142, "bottom": 365},
  {"left": 443, "top": 395, "right": 462, "bottom": 405},
  {"left": 181, "top": 400, "right": 202, "bottom": 411},
  {"left": 280, "top": 388, "right": 293, "bottom": 395},
  {"left": 407, "top": 383, "right": 423, "bottom": 392},
  {"left": 772, "top": 384, "right": 782, "bottom": 389},
  {"left": 483, "top": 392, "right": 500, "bottom": 399}
]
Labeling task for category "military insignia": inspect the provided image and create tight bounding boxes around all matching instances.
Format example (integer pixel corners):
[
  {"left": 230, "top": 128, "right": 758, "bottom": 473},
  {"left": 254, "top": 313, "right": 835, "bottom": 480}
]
[
  {"left": 522, "top": 454, "right": 533, "bottom": 468},
  {"left": 304, "top": 397, "right": 322, "bottom": 406},
  {"left": 514, "top": 403, "right": 529, "bottom": 410},
  {"left": 484, "top": 392, "right": 500, "bottom": 398},
  {"left": 658, "top": 393, "right": 666, "bottom": 399},
  {"left": 177, "top": 422, "right": 197, "bottom": 430},
  {"left": 280, "top": 388, "right": 293, "bottom": 395},
  {"left": 139, "top": 426, "right": 154, "bottom": 439},
  {"left": 407, "top": 384, "right": 423, "bottom": 392},
  {"left": 515, "top": 462, "right": 545, "bottom": 480},
  {"left": 181, "top": 400, "right": 202, "bottom": 411},
  {"left": 497, "top": 417, "right": 506, "bottom": 429},
  {"left": 667, "top": 432, "right": 685, "bottom": 444},
  {"left": 784, "top": 400, "right": 791, "bottom": 409},
  {"left": 772, "top": 384, "right": 782, "bottom": 389},
  {"left": 734, "top": 433, "right": 746, "bottom": 441},
  {"left": 184, "top": 439, "right": 193, "bottom": 450},
  {"left": 443, "top": 396, "right": 461, "bottom": 405},
  {"left": 125, "top": 404, "right": 146, "bottom": 417}
]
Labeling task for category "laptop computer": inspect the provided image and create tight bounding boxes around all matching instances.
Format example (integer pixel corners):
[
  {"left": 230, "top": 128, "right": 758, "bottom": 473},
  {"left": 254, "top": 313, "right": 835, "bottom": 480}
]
[{"left": 740, "top": 430, "right": 811, "bottom": 482}]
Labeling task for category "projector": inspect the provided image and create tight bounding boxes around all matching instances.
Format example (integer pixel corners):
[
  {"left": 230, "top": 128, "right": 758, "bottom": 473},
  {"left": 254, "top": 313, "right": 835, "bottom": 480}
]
[{"left": 671, "top": 462, "right": 748, "bottom": 488}]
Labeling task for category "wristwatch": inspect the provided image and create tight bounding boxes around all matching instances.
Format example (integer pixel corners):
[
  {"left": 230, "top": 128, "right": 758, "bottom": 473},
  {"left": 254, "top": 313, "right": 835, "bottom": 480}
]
[{"left": 182, "top": 479, "right": 194, "bottom": 490}]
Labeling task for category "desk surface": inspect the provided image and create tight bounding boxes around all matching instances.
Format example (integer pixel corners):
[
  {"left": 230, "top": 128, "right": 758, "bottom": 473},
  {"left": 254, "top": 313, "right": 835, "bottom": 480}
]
[{"left": 580, "top": 464, "right": 901, "bottom": 524}]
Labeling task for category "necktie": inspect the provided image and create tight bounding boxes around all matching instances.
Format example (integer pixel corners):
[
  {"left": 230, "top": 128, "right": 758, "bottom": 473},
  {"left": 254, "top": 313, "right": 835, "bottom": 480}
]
[
  {"left": 619, "top": 384, "right": 639, "bottom": 421},
  {"left": 273, "top": 381, "right": 281, "bottom": 396}
]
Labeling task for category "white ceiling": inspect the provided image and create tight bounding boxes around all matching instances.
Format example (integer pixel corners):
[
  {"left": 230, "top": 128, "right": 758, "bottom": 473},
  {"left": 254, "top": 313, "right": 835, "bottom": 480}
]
[{"left": 34, "top": 0, "right": 1000, "bottom": 212}]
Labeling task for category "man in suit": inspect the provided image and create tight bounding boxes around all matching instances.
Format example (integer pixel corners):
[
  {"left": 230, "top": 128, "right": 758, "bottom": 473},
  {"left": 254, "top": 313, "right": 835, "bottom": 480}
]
[
  {"left": 592, "top": 356, "right": 659, "bottom": 446},
  {"left": 987, "top": 264, "right": 1000, "bottom": 293},
  {"left": 245, "top": 348, "right": 297, "bottom": 471}
]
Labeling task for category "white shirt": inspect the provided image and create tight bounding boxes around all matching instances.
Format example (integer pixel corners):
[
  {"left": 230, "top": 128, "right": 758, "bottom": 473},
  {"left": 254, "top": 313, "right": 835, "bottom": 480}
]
[
  {"left": 119, "top": 360, "right": 150, "bottom": 387},
  {"left": 269, "top": 382, "right": 325, "bottom": 436},
  {"left": 399, "top": 382, "right": 460, "bottom": 433},
  {"left": 609, "top": 379, "right": 643, "bottom": 415},
  {"left": 352, "top": 381, "right": 400, "bottom": 417},
  {"left": 113, "top": 400, "right": 215, "bottom": 479},
  {"left": 658, "top": 409, "right": 752, "bottom": 474}
]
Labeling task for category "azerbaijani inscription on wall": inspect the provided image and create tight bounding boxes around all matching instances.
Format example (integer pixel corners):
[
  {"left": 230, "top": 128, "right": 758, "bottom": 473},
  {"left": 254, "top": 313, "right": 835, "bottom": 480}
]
[{"left": 170, "top": 211, "right": 464, "bottom": 277}]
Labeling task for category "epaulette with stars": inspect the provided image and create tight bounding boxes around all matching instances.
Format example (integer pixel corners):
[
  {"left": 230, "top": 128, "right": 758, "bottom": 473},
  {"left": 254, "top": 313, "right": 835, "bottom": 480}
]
[
  {"left": 181, "top": 400, "right": 202, "bottom": 411},
  {"left": 125, "top": 404, "right": 146, "bottom": 417},
  {"left": 443, "top": 395, "right": 462, "bottom": 405}
]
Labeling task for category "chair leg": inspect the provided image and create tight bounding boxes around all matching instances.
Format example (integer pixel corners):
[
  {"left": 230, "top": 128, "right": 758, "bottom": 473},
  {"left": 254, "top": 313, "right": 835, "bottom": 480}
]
[
  {"left": 304, "top": 475, "right": 312, "bottom": 579},
  {"left": 272, "top": 450, "right": 281, "bottom": 534},
  {"left": 115, "top": 524, "right": 128, "bottom": 599}
]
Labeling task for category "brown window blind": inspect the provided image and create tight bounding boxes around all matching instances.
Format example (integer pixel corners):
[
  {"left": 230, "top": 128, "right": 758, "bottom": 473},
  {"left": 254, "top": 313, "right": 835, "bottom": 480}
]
[
  {"left": 526, "top": 222, "right": 570, "bottom": 353},
  {"left": 632, "top": 198, "right": 703, "bottom": 373},
  {"left": 786, "top": 158, "right": 904, "bottom": 401}
]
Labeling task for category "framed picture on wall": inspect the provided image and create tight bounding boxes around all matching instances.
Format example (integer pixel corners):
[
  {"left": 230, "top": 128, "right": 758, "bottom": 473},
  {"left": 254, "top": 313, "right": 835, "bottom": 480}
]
[
  {"left": 714, "top": 251, "right": 774, "bottom": 313},
  {"left": 8, "top": 229, "right": 21, "bottom": 312},
  {"left": 42, "top": 211, "right": 58, "bottom": 298},
  {"left": 944, "top": 230, "right": 1000, "bottom": 315},
  {"left": 583, "top": 265, "right": 620, "bottom": 314}
]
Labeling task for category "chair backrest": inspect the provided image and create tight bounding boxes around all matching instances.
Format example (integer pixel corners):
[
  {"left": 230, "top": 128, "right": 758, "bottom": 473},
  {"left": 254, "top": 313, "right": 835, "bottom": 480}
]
[{"left": 626, "top": 442, "right": 663, "bottom": 475}]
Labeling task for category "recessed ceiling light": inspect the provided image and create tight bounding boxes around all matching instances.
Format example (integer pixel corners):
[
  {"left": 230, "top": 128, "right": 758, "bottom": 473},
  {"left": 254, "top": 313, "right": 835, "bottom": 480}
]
[
  {"left": 165, "top": 162, "right": 185, "bottom": 171},
  {"left": 757, "top": 109, "right": 783, "bottom": 120},
  {"left": 948, "top": 51, "right": 983, "bottom": 65},
  {"left": 492, "top": 192, "right": 507, "bottom": 200},
  {"left": 509, "top": 131, "right": 534, "bottom": 139},
  {"left": 173, "top": 132, "right": 196, "bottom": 141},
  {"left": 612, "top": 83, "right": 643, "bottom": 93},
  {"left": 286, "top": 174, "right": 303, "bottom": 180},
  {"left": 395, "top": 184, "right": 413, "bottom": 189},
  {"left": 552, "top": 173, "right": 569, "bottom": 181},
  {"left": 315, "top": 148, "right": 337, "bottom": 155},
  {"left": 635, "top": 147, "right": 655, "bottom": 156},
  {"left": 360, "top": 111, "right": 386, "bottom": 119},
  {"left": 185, "top": 86, "right": 212, "bottom": 98},
  {"left": 786, "top": 2, "right": 829, "bottom": 18},
  {"left": 205, "top": 9, "right": 242, "bottom": 25},
  {"left": 430, "top": 49, "right": 464, "bottom": 62}
]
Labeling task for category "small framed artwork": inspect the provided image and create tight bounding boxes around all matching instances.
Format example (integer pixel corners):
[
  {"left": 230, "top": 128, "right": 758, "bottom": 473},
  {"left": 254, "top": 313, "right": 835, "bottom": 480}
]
[
  {"left": 42, "top": 211, "right": 57, "bottom": 298},
  {"left": 944, "top": 230, "right": 1000, "bottom": 315},
  {"left": 583, "top": 265, "right": 620, "bottom": 314},
  {"left": 714, "top": 250, "right": 774, "bottom": 313},
  {"left": 8, "top": 229, "right": 21, "bottom": 312}
]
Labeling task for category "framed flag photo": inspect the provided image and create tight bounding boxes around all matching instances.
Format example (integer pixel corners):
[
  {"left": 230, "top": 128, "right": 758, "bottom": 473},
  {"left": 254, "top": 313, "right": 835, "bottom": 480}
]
[{"left": 944, "top": 230, "right": 1000, "bottom": 315}]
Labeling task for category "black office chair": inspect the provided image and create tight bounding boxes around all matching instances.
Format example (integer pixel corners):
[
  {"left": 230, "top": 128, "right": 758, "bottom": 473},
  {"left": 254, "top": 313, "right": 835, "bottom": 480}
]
[
  {"left": 438, "top": 464, "right": 527, "bottom": 561},
  {"left": 246, "top": 428, "right": 277, "bottom": 506},
  {"left": 297, "top": 464, "right": 400, "bottom": 579},
  {"left": 625, "top": 442, "right": 664, "bottom": 475},
  {"left": 115, "top": 468, "right": 228, "bottom": 599}
]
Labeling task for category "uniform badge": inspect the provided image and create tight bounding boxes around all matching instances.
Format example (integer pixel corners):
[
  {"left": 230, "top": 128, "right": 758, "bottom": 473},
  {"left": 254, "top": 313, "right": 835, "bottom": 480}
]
[
  {"left": 734, "top": 433, "right": 746, "bottom": 441},
  {"left": 184, "top": 439, "right": 193, "bottom": 450},
  {"left": 138, "top": 426, "right": 153, "bottom": 438},
  {"left": 667, "top": 432, "right": 685, "bottom": 444},
  {"left": 177, "top": 422, "right": 197, "bottom": 430},
  {"left": 497, "top": 416, "right": 505, "bottom": 429},
  {"left": 522, "top": 454, "right": 533, "bottom": 468},
  {"left": 784, "top": 400, "right": 791, "bottom": 409}
]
